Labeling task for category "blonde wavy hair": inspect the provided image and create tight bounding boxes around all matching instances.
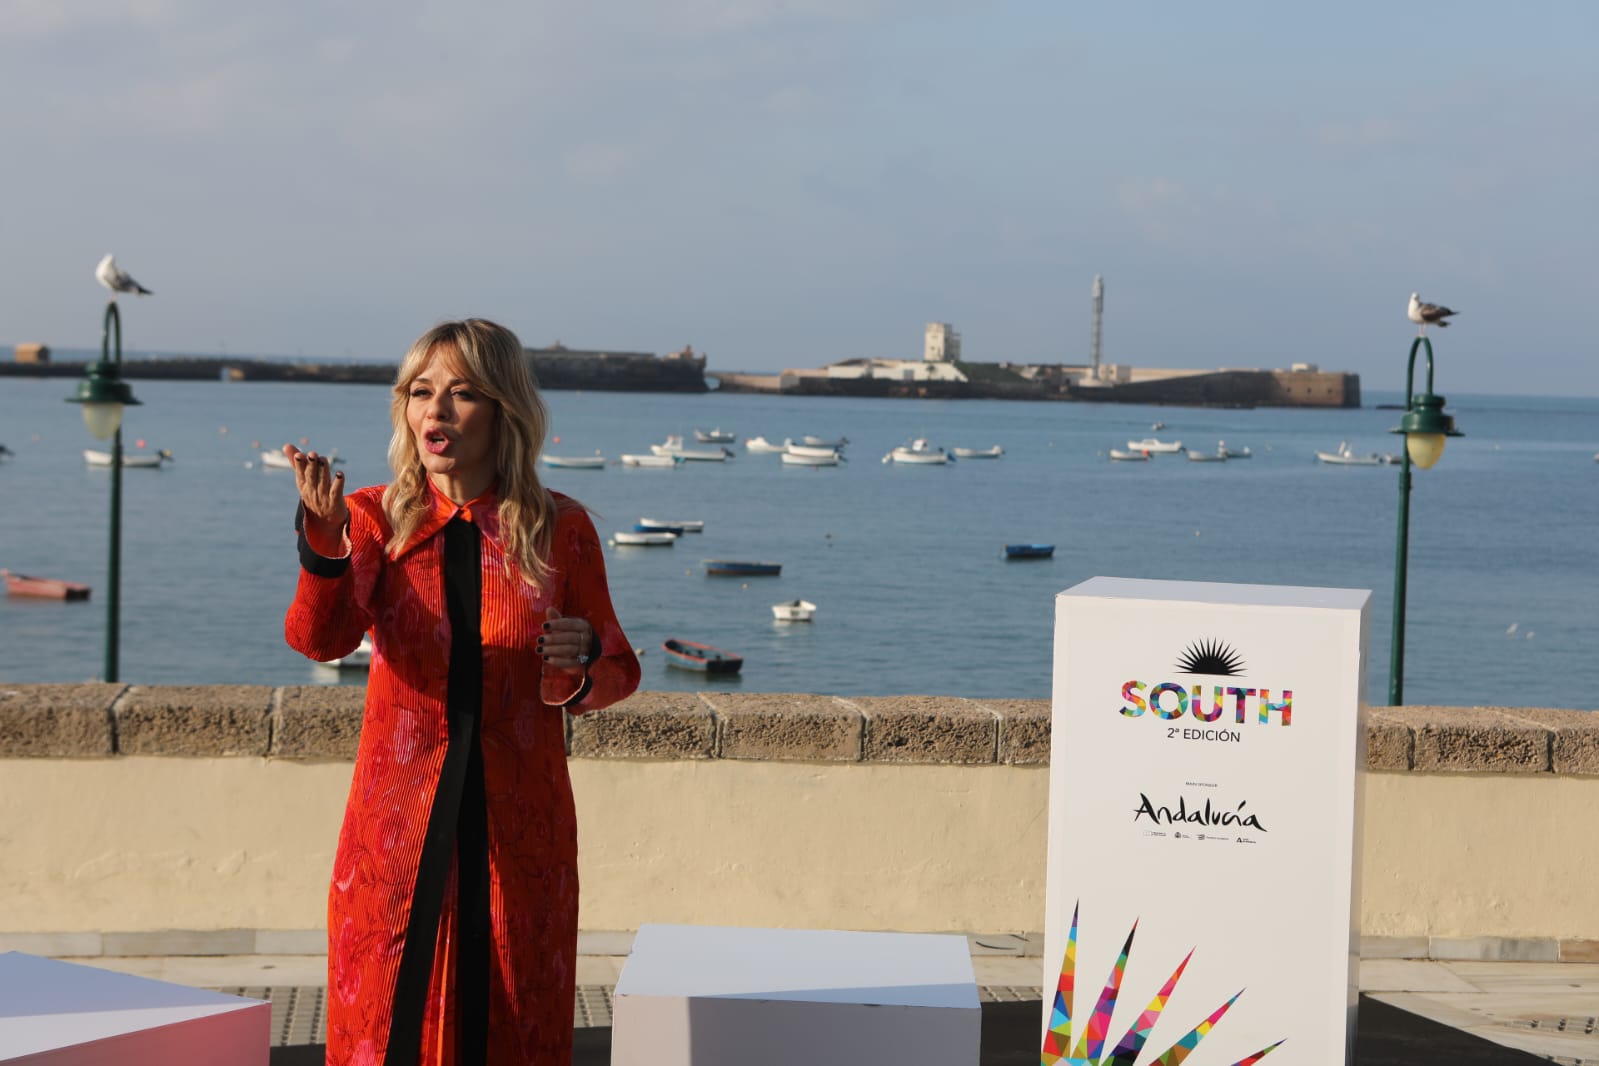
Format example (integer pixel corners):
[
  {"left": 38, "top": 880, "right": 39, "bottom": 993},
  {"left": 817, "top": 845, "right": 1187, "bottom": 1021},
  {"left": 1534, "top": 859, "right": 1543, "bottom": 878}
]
[{"left": 382, "top": 319, "right": 559, "bottom": 589}]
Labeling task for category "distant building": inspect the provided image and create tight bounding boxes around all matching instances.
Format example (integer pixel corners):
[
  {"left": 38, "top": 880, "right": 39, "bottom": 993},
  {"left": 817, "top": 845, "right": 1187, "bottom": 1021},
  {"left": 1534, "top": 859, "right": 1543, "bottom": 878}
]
[
  {"left": 14, "top": 343, "right": 49, "bottom": 364},
  {"left": 823, "top": 357, "right": 967, "bottom": 383},
  {"left": 924, "top": 323, "right": 961, "bottom": 363}
]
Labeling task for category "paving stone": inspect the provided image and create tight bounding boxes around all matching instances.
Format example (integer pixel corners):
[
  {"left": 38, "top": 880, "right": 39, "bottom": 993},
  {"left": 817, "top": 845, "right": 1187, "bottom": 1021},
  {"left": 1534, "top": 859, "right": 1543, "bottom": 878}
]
[
  {"left": 1382, "top": 706, "right": 1551, "bottom": 773},
  {"left": 272, "top": 686, "right": 365, "bottom": 759},
  {"left": 115, "top": 685, "right": 274, "bottom": 756},
  {"left": 0, "top": 682, "right": 121, "bottom": 757},
  {"left": 1365, "top": 706, "right": 1414, "bottom": 771},
  {"left": 1497, "top": 707, "right": 1599, "bottom": 775},
  {"left": 702, "top": 692, "right": 861, "bottom": 762},
  {"left": 568, "top": 690, "right": 713, "bottom": 758},
  {"left": 1429, "top": 936, "right": 1560, "bottom": 963},
  {"left": 977, "top": 699, "right": 1050, "bottom": 765},
  {"left": 850, "top": 695, "right": 998, "bottom": 764}
]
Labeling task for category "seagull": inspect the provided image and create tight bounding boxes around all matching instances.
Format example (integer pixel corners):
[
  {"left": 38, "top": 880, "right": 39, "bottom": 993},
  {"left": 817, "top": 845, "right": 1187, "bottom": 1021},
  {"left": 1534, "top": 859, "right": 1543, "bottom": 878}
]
[
  {"left": 1408, "top": 292, "right": 1457, "bottom": 333},
  {"left": 96, "top": 254, "right": 153, "bottom": 296}
]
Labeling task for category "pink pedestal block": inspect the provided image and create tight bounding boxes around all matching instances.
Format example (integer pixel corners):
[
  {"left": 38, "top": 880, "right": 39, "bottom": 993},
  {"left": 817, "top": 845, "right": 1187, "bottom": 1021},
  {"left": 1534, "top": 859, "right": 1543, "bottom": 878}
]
[{"left": 0, "top": 952, "right": 268, "bottom": 1065}]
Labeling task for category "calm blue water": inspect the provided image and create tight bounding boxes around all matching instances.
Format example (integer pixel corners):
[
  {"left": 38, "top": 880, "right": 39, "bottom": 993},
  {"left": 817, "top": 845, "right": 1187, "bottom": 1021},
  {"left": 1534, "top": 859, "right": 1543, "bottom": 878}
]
[{"left": 2, "top": 378, "right": 1595, "bottom": 708}]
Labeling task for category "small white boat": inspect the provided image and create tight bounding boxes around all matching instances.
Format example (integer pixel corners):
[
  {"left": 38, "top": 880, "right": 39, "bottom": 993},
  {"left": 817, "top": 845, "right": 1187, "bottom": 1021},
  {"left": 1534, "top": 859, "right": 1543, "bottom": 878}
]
[
  {"left": 1185, "top": 449, "right": 1227, "bottom": 463},
  {"left": 85, "top": 448, "right": 172, "bottom": 468},
  {"left": 1151, "top": 421, "right": 1166, "bottom": 431},
  {"left": 1315, "top": 441, "right": 1393, "bottom": 466},
  {"left": 952, "top": 445, "right": 1004, "bottom": 459},
  {"left": 1108, "top": 448, "right": 1150, "bottom": 461},
  {"left": 1219, "top": 440, "right": 1252, "bottom": 459},
  {"left": 771, "top": 599, "right": 817, "bottom": 622},
  {"left": 801, "top": 435, "right": 849, "bottom": 449},
  {"left": 1126, "top": 438, "right": 1183, "bottom": 454},
  {"left": 542, "top": 454, "right": 607, "bottom": 469},
  {"left": 638, "top": 518, "right": 704, "bottom": 533},
  {"left": 782, "top": 450, "right": 840, "bottom": 467},
  {"left": 259, "top": 449, "right": 293, "bottom": 470},
  {"left": 883, "top": 438, "right": 951, "bottom": 465},
  {"left": 651, "top": 435, "right": 732, "bottom": 461},
  {"left": 612, "top": 530, "right": 677, "bottom": 546},
  {"left": 744, "top": 436, "right": 791, "bottom": 454},
  {"left": 318, "top": 635, "right": 373, "bottom": 670},
  {"left": 619, "top": 453, "right": 679, "bottom": 468},
  {"left": 785, "top": 443, "right": 842, "bottom": 460},
  {"left": 694, "top": 428, "right": 736, "bottom": 444}
]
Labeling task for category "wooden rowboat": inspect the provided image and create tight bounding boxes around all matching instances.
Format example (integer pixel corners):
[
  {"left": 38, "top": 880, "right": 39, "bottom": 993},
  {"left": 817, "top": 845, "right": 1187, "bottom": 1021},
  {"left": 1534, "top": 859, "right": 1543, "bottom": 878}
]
[
  {"left": 1, "top": 569, "right": 91, "bottom": 600},
  {"left": 663, "top": 638, "right": 744, "bottom": 674}
]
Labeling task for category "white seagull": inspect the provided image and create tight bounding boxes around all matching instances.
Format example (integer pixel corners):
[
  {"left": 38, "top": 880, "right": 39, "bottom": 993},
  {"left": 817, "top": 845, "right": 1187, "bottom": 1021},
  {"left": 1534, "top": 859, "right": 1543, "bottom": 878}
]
[
  {"left": 96, "top": 254, "right": 153, "bottom": 296},
  {"left": 1408, "top": 292, "right": 1457, "bottom": 332}
]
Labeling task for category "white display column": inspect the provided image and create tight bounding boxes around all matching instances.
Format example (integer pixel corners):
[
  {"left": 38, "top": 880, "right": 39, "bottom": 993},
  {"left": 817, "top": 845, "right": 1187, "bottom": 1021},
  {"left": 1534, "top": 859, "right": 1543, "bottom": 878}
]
[{"left": 1046, "top": 578, "right": 1368, "bottom": 1066}]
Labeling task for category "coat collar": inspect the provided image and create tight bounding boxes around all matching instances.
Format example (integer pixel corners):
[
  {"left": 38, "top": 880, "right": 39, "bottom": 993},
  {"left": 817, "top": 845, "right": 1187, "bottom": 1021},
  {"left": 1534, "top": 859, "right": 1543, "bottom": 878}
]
[{"left": 391, "top": 479, "right": 501, "bottom": 560}]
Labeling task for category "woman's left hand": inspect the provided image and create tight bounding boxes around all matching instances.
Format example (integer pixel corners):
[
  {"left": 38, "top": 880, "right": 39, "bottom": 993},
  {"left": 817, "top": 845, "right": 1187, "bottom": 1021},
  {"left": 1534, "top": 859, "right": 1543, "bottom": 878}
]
[{"left": 539, "top": 607, "right": 595, "bottom": 670}]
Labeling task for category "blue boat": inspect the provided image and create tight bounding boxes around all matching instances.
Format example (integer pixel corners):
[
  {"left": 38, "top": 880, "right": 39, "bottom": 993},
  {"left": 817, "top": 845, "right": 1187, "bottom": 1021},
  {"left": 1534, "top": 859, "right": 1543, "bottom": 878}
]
[
  {"left": 635, "top": 522, "right": 685, "bottom": 535},
  {"left": 703, "top": 560, "right": 782, "bottom": 577},
  {"left": 1003, "top": 544, "right": 1055, "bottom": 560}
]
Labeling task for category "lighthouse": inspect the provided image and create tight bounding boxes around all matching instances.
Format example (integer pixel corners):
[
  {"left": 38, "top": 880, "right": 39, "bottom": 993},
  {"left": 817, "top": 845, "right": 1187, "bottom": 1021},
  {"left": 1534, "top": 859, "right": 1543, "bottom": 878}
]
[{"left": 1090, "top": 275, "right": 1104, "bottom": 377}]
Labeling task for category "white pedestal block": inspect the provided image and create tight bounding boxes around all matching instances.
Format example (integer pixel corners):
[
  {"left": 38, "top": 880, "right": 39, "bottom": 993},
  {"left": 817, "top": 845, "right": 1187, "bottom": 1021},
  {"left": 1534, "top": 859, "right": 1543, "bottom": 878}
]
[
  {"left": 0, "top": 952, "right": 268, "bottom": 1065},
  {"left": 612, "top": 924, "right": 980, "bottom": 1066},
  {"left": 1047, "top": 578, "right": 1369, "bottom": 1066}
]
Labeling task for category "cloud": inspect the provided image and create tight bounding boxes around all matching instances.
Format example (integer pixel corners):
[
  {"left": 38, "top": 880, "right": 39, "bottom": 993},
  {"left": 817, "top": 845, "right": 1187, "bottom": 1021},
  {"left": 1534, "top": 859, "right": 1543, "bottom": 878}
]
[{"left": 0, "top": 0, "right": 180, "bottom": 38}]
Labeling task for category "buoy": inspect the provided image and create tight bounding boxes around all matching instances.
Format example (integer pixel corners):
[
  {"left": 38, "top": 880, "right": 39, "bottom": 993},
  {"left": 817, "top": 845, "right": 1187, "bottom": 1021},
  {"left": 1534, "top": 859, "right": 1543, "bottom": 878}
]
[
  {"left": 553, "top": 435, "right": 561, "bottom": 443},
  {"left": 135, "top": 438, "right": 146, "bottom": 449}
]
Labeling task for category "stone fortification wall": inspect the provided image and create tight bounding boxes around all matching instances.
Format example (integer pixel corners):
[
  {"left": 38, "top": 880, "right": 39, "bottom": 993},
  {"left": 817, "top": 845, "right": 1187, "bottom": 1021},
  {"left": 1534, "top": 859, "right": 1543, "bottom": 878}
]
[
  {"left": 2, "top": 685, "right": 1596, "bottom": 962},
  {"left": 1068, "top": 368, "right": 1360, "bottom": 408}
]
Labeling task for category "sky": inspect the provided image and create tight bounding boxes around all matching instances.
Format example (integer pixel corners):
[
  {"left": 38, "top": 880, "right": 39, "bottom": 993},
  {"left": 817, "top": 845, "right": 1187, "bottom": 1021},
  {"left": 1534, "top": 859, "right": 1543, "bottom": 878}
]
[{"left": 3, "top": 2, "right": 1596, "bottom": 395}]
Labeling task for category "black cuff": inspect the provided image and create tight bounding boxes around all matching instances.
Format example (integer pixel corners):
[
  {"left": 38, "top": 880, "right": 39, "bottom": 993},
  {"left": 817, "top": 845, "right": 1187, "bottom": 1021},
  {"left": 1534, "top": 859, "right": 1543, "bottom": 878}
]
[
  {"left": 295, "top": 503, "right": 351, "bottom": 578},
  {"left": 559, "top": 673, "right": 594, "bottom": 709}
]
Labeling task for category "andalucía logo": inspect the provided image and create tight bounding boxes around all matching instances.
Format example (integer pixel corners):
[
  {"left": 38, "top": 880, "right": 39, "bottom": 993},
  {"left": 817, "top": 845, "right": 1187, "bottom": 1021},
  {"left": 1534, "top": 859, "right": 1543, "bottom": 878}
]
[
  {"left": 1118, "top": 638, "right": 1294, "bottom": 727},
  {"left": 1132, "top": 792, "right": 1268, "bottom": 832}
]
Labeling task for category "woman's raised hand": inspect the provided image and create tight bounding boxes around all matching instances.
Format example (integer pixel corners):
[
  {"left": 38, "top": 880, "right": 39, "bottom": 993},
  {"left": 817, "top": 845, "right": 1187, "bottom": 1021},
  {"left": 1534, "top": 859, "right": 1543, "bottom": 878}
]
[{"left": 284, "top": 444, "right": 349, "bottom": 554}]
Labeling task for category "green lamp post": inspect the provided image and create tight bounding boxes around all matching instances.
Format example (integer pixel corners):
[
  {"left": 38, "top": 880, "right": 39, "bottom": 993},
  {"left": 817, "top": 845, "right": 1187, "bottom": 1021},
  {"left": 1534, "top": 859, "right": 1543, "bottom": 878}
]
[
  {"left": 1388, "top": 335, "right": 1463, "bottom": 705},
  {"left": 66, "top": 302, "right": 141, "bottom": 683}
]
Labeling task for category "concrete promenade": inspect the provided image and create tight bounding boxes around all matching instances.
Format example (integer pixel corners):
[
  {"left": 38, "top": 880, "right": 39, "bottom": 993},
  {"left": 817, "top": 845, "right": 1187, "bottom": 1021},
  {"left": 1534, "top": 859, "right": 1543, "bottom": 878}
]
[{"left": 66, "top": 939, "right": 1599, "bottom": 1062}]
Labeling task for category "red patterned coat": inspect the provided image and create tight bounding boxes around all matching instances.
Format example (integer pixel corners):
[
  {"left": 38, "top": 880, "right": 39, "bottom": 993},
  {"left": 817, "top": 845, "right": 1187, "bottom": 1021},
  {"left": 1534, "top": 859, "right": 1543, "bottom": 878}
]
[{"left": 286, "top": 482, "right": 639, "bottom": 1064}]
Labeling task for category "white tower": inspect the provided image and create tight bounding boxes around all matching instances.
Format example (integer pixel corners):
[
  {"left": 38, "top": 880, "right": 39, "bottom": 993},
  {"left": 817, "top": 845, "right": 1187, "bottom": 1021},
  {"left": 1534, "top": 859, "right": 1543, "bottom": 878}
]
[
  {"left": 1091, "top": 275, "right": 1104, "bottom": 375},
  {"left": 924, "top": 323, "right": 961, "bottom": 363}
]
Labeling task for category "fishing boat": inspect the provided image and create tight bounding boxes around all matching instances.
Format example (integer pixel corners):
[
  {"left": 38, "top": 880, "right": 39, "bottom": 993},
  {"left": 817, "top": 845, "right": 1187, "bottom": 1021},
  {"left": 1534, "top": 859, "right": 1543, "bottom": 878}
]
[
  {"left": 84, "top": 448, "right": 173, "bottom": 468},
  {"left": 1108, "top": 448, "right": 1150, "bottom": 461},
  {"left": 703, "top": 560, "right": 781, "bottom": 577},
  {"left": 952, "top": 445, "right": 1004, "bottom": 459},
  {"left": 785, "top": 443, "right": 842, "bottom": 460},
  {"left": 882, "top": 438, "right": 951, "bottom": 465},
  {"left": 639, "top": 517, "right": 704, "bottom": 533},
  {"left": 1003, "top": 544, "right": 1055, "bottom": 560},
  {"left": 771, "top": 599, "right": 817, "bottom": 622},
  {"left": 1219, "top": 440, "right": 1252, "bottom": 459},
  {"left": 663, "top": 638, "right": 744, "bottom": 674},
  {"left": 694, "top": 428, "right": 737, "bottom": 444},
  {"left": 619, "top": 453, "right": 680, "bottom": 468},
  {"left": 317, "top": 635, "right": 373, "bottom": 670},
  {"left": 744, "top": 436, "right": 791, "bottom": 454},
  {"left": 541, "top": 454, "right": 607, "bottom": 469},
  {"left": 651, "top": 435, "right": 732, "bottom": 461},
  {"left": 612, "top": 530, "right": 677, "bottom": 546},
  {"left": 1185, "top": 448, "right": 1227, "bottom": 463},
  {"left": 781, "top": 450, "right": 840, "bottom": 467},
  {"left": 1, "top": 569, "right": 90, "bottom": 600},
  {"left": 1315, "top": 441, "right": 1392, "bottom": 466},
  {"left": 801, "top": 435, "right": 849, "bottom": 449},
  {"left": 1126, "top": 438, "right": 1182, "bottom": 454}
]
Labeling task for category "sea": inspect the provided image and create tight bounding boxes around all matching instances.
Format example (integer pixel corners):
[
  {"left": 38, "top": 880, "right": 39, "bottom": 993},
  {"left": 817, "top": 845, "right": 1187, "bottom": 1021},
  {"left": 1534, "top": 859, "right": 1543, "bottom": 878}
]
[{"left": 2, "top": 376, "right": 1596, "bottom": 710}]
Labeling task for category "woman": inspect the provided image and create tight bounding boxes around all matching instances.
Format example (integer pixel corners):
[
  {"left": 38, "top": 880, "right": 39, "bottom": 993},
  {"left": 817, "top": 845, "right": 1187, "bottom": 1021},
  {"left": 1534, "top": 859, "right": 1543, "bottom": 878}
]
[{"left": 284, "top": 318, "right": 640, "bottom": 1065}]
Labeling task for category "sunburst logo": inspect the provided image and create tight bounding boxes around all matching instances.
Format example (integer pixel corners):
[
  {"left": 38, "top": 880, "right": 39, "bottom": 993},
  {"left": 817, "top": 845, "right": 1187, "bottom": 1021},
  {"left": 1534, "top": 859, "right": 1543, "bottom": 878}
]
[
  {"left": 1175, "top": 639, "right": 1246, "bottom": 677},
  {"left": 1041, "top": 904, "right": 1283, "bottom": 1066}
]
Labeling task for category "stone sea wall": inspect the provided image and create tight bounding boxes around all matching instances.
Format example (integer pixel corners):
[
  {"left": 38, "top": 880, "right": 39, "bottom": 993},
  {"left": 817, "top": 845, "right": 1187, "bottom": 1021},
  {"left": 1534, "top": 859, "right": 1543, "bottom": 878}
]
[{"left": 2, "top": 685, "right": 1596, "bottom": 961}]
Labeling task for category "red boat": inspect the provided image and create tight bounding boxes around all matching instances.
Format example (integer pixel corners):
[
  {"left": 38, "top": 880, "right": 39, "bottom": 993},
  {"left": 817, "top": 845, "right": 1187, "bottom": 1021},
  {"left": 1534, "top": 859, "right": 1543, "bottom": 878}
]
[{"left": 1, "top": 569, "right": 91, "bottom": 601}]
